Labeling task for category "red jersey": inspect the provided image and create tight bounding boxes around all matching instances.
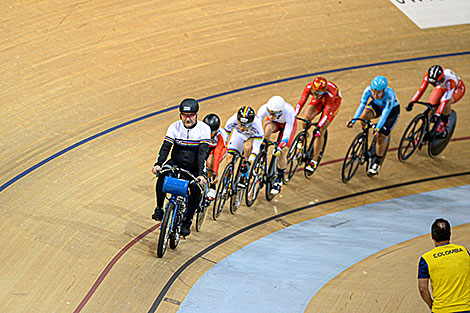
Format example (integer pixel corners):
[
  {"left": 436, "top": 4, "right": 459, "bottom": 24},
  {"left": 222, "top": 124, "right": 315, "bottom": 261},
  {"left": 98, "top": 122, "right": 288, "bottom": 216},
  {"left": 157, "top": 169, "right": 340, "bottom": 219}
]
[
  {"left": 295, "top": 81, "right": 342, "bottom": 128},
  {"left": 412, "top": 68, "right": 465, "bottom": 115},
  {"left": 208, "top": 131, "right": 225, "bottom": 175}
]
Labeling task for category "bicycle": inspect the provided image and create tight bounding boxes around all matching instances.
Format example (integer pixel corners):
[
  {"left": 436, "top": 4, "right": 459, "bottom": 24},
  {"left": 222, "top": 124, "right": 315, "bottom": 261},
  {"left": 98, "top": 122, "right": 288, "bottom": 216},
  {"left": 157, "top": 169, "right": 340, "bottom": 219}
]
[
  {"left": 398, "top": 101, "right": 457, "bottom": 161},
  {"left": 194, "top": 169, "right": 215, "bottom": 232},
  {"left": 341, "top": 118, "right": 390, "bottom": 183},
  {"left": 245, "top": 138, "right": 281, "bottom": 206},
  {"left": 212, "top": 150, "right": 247, "bottom": 220},
  {"left": 156, "top": 165, "right": 203, "bottom": 258},
  {"left": 284, "top": 116, "right": 328, "bottom": 183}
]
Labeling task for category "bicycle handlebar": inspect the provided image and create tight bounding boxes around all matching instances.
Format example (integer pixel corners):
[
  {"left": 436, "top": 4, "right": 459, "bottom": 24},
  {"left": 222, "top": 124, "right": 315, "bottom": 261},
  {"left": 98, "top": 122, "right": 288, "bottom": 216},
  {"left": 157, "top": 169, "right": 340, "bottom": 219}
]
[
  {"left": 350, "top": 118, "right": 376, "bottom": 129},
  {"left": 156, "top": 165, "right": 203, "bottom": 191},
  {"left": 406, "top": 101, "right": 437, "bottom": 112},
  {"left": 262, "top": 138, "right": 279, "bottom": 147},
  {"left": 295, "top": 116, "right": 320, "bottom": 133}
]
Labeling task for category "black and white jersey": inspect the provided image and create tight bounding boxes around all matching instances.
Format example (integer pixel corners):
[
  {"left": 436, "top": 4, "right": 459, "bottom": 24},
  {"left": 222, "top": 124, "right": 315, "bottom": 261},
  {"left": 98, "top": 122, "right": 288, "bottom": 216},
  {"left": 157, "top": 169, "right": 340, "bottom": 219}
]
[{"left": 155, "top": 120, "right": 211, "bottom": 176}]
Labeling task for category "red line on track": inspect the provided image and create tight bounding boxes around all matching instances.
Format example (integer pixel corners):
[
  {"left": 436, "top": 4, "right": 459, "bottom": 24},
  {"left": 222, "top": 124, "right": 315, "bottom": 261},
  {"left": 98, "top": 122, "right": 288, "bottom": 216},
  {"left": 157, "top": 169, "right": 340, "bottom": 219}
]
[
  {"left": 73, "top": 223, "right": 161, "bottom": 313},
  {"left": 73, "top": 136, "right": 470, "bottom": 312}
]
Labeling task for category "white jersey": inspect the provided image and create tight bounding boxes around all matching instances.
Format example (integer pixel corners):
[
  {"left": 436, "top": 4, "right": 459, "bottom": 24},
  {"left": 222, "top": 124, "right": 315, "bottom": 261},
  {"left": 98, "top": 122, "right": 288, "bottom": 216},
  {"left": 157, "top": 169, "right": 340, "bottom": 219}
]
[
  {"left": 257, "top": 101, "right": 296, "bottom": 145},
  {"left": 221, "top": 113, "right": 264, "bottom": 163}
]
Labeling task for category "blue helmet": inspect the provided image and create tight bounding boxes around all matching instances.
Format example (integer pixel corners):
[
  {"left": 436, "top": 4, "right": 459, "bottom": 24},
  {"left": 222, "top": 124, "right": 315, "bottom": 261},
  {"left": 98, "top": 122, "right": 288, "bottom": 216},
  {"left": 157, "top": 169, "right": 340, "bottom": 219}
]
[{"left": 370, "top": 75, "right": 388, "bottom": 91}]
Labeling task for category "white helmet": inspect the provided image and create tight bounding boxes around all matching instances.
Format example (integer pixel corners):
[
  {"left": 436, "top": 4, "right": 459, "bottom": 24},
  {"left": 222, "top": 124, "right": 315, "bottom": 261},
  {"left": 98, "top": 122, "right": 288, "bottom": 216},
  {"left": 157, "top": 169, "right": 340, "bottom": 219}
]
[{"left": 266, "top": 96, "right": 285, "bottom": 113}]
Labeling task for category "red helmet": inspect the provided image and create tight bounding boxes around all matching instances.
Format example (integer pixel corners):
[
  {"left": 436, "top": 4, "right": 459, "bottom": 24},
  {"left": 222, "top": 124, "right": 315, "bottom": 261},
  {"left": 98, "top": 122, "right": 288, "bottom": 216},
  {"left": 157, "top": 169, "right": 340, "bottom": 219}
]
[{"left": 311, "top": 77, "right": 328, "bottom": 94}]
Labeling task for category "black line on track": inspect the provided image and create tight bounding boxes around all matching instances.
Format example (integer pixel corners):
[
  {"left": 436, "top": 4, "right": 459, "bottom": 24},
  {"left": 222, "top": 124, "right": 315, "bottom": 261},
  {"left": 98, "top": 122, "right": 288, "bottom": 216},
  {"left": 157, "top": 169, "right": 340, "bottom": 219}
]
[{"left": 148, "top": 171, "right": 470, "bottom": 312}]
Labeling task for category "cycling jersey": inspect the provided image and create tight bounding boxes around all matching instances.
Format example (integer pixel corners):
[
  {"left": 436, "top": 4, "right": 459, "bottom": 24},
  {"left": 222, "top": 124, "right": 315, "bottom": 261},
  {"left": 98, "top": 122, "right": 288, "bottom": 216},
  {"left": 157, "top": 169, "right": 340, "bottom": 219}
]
[
  {"left": 352, "top": 86, "right": 400, "bottom": 131},
  {"left": 295, "top": 80, "right": 342, "bottom": 128},
  {"left": 208, "top": 128, "right": 225, "bottom": 175},
  {"left": 155, "top": 120, "right": 211, "bottom": 176},
  {"left": 221, "top": 113, "right": 264, "bottom": 163},
  {"left": 412, "top": 68, "right": 466, "bottom": 116},
  {"left": 257, "top": 101, "right": 296, "bottom": 148}
]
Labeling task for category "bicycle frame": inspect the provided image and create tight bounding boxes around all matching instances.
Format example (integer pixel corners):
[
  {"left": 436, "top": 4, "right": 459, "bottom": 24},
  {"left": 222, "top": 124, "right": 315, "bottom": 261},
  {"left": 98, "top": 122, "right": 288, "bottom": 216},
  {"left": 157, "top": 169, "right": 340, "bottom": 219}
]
[{"left": 156, "top": 165, "right": 201, "bottom": 257}]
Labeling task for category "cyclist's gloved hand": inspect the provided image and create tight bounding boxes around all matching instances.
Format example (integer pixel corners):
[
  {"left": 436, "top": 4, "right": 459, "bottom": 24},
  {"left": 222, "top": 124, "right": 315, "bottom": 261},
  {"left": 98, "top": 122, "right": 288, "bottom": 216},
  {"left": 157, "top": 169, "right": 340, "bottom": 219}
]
[
  {"left": 430, "top": 114, "right": 439, "bottom": 123},
  {"left": 152, "top": 164, "right": 162, "bottom": 175},
  {"left": 240, "top": 161, "right": 250, "bottom": 174},
  {"left": 196, "top": 175, "right": 206, "bottom": 186},
  {"left": 314, "top": 129, "right": 321, "bottom": 138},
  {"left": 273, "top": 146, "right": 282, "bottom": 157},
  {"left": 347, "top": 120, "right": 354, "bottom": 128},
  {"left": 406, "top": 102, "right": 414, "bottom": 112},
  {"left": 372, "top": 124, "right": 379, "bottom": 134}
]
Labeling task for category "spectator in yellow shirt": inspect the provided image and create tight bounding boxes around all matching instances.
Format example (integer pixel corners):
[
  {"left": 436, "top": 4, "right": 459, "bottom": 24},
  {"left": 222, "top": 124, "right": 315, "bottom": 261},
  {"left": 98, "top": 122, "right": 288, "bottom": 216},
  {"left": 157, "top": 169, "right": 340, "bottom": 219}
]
[{"left": 418, "top": 218, "right": 470, "bottom": 313}]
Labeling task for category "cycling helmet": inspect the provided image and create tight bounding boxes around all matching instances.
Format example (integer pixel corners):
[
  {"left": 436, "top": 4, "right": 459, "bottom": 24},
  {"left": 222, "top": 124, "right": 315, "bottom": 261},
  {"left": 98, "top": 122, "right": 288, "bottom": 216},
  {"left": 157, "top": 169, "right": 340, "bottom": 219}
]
[
  {"left": 237, "top": 106, "right": 255, "bottom": 126},
  {"left": 203, "top": 113, "right": 220, "bottom": 132},
  {"left": 370, "top": 75, "right": 388, "bottom": 91},
  {"left": 266, "top": 96, "right": 285, "bottom": 113},
  {"left": 428, "top": 65, "right": 444, "bottom": 85},
  {"left": 311, "top": 77, "right": 328, "bottom": 93},
  {"left": 179, "top": 98, "right": 199, "bottom": 113}
]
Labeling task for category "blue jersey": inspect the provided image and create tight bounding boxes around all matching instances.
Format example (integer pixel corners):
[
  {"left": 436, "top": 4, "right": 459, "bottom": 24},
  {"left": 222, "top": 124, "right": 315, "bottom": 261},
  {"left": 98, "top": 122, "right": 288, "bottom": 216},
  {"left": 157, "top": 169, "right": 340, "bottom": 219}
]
[{"left": 352, "top": 86, "right": 400, "bottom": 130}]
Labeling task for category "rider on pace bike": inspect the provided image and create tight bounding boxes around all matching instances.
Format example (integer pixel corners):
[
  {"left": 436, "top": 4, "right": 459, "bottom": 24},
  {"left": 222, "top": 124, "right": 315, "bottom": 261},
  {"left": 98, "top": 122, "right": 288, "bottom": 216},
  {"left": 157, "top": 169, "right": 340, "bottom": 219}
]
[{"left": 151, "top": 98, "right": 211, "bottom": 237}]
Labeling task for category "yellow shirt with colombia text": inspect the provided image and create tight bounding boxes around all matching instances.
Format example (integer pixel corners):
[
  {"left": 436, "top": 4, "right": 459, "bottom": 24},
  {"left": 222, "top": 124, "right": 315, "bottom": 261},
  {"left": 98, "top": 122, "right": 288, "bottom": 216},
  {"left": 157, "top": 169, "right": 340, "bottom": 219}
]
[{"left": 420, "top": 243, "right": 470, "bottom": 313}]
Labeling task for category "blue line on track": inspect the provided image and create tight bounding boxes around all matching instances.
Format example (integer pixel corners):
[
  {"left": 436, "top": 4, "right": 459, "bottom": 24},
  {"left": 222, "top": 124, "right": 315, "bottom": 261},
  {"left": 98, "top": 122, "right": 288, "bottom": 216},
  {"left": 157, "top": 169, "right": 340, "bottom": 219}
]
[{"left": 1, "top": 51, "right": 469, "bottom": 193}]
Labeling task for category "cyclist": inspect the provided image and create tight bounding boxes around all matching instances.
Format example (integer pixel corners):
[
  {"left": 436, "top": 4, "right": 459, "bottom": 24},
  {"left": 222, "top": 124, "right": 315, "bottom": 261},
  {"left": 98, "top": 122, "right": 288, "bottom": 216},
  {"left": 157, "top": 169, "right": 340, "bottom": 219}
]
[
  {"left": 203, "top": 113, "right": 225, "bottom": 201},
  {"left": 347, "top": 75, "right": 400, "bottom": 176},
  {"left": 221, "top": 106, "right": 264, "bottom": 187},
  {"left": 295, "top": 76, "right": 342, "bottom": 173},
  {"left": 257, "top": 96, "right": 297, "bottom": 194},
  {"left": 411, "top": 65, "right": 466, "bottom": 136},
  {"left": 151, "top": 98, "right": 211, "bottom": 237}
]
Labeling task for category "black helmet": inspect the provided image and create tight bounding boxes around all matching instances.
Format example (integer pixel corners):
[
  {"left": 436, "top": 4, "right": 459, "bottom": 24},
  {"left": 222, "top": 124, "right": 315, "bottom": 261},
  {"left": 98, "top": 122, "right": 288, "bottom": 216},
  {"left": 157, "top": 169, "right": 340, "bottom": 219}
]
[
  {"left": 428, "top": 65, "right": 444, "bottom": 85},
  {"left": 203, "top": 113, "right": 220, "bottom": 132},
  {"left": 179, "top": 98, "right": 199, "bottom": 113},
  {"left": 237, "top": 106, "right": 255, "bottom": 126}
]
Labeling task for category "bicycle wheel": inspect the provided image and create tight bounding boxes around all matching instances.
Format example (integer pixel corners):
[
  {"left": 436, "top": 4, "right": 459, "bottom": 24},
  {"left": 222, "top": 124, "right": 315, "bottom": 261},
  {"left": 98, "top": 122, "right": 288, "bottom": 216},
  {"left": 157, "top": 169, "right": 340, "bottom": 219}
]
[
  {"left": 341, "top": 133, "right": 366, "bottom": 183},
  {"left": 398, "top": 114, "right": 426, "bottom": 161},
  {"left": 428, "top": 110, "right": 457, "bottom": 157},
  {"left": 157, "top": 202, "right": 175, "bottom": 258},
  {"left": 245, "top": 152, "right": 267, "bottom": 207},
  {"left": 284, "top": 132, "right": 305, "bottom": 184},
  {"left": 213, "top": 163, "right": 233, "bottom": 220},
  {"left": 195, "top": 189, "right": 208, "bottom": 232},
  {"left": 265, "top": 157, "right": 277, "bottom": 201},
  {"left": 169, "top": 207, "right": 181, "bottom": 249},
  {"left": 230, "top": 170, "right": 244, "bottom": 214}
]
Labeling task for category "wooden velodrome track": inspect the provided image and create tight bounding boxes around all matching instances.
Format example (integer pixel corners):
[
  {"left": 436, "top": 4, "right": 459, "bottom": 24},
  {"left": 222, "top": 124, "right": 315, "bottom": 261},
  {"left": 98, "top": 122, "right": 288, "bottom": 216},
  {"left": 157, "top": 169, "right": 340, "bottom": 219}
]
[{"left": 1, "top": 1, "right": 469, "bottom": 312}]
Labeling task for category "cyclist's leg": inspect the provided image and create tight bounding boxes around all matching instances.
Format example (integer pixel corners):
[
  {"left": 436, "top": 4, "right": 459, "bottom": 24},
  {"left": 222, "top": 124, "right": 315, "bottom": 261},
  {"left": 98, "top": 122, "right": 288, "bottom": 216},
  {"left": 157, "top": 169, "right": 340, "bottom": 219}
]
[
  {"left": 152, "top": 161, "right": 174, "bottom": 220},
  {"left": 304, "top": 103, "right": 319, "bottom": 134},
  {"left": 374, "top": 106, "right": 399, "bottom": 170},
  {"left": 313, "top": 101, "right": 339, "bottom": 162},
  {"left": 263, "top": 119, "right": 277, "bottom": 140},
  {"left": 279, "top": 119, "right": 297, "bottom": 169},
  {"left": 182, "top": 176, "right": 203, "bottom": 236}
]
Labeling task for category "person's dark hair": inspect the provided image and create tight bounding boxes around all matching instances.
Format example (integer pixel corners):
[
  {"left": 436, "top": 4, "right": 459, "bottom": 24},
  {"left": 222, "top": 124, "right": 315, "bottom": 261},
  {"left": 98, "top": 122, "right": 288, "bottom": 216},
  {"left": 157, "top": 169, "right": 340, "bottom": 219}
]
[{"left": 431, "top": 218, "right": 451, "bottom": 242}]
